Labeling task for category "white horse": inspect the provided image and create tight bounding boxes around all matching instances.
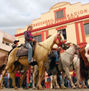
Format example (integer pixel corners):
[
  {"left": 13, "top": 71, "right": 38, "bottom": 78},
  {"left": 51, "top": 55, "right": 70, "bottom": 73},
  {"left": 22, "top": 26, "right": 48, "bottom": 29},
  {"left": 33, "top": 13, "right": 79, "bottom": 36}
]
[{"left": 60, "top": 44, "right": 80, "bottom": 88}]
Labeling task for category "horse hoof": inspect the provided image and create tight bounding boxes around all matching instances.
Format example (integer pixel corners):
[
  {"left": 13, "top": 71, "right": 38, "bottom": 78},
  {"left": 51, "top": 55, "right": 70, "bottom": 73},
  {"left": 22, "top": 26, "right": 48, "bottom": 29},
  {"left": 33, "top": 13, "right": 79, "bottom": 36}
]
[
  {"left": 83, "top": 86, "right": 87, "bottom": 88},
  {"left": 78, "top": 85, "right": 82, "bottom": 89},
  {"left": 61, "top": 85, "right": 66, "bottom": 89},
  {"left": 72, "top": 86, "right": 76, "bottom": 89},
  {"left": 33, "top": 86, "right": 37, "bottom": 90},
  {"left": 14, "top": 86, "right": 18, "bottom": 89},
  {"left": 55, "top": 86, "right": 60, "bottom": 89},
  {"left": 0, "top": 86, "right": 3, "bottom": 89},
  {"left": 37, "top": 86, "right": 44, "bottom": 90}
]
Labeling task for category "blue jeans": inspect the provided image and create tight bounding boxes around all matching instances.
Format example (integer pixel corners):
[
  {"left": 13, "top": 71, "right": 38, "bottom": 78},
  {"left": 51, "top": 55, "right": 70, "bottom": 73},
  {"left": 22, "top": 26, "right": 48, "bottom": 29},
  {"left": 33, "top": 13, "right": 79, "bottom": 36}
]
[
  {"left": 59, "top": 75, "right": 62, "bottom": 85},
  {"left": 25, "top": 42, "right": 32, "bottom": 62},
  {"left": 4, "top": 77, "right": 8, "bottom": 88},
  {"left": 54, "top": 51, "right": 59, "bottom": 62}
]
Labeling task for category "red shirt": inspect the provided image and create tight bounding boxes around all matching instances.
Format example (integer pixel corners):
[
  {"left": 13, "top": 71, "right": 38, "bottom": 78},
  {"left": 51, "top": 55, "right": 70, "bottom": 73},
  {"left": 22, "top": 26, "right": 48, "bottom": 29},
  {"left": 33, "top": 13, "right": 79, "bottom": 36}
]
[{"left": 15, "top": 71, "right": 21, "bottom": 77}]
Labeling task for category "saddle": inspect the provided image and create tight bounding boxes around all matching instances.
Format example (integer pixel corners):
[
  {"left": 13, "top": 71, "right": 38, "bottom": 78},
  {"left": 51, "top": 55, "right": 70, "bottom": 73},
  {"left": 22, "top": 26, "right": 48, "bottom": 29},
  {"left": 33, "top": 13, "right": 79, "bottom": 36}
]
[
  {"left": 16, "top": 45, "right": 28, "bottom": 57},
  {"left": 16, "top": 42, "right": 36, "bottom": 57}
]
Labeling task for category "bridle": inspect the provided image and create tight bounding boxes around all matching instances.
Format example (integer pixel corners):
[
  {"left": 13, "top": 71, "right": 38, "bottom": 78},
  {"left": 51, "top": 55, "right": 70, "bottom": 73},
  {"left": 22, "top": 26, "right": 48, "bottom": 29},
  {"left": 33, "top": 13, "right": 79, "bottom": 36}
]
[
  {"left": 54, "top": 36, "right": 63, "bottom": 47},
  {"left": 38, "top": 35, "right": 64, "bottom": 52}
]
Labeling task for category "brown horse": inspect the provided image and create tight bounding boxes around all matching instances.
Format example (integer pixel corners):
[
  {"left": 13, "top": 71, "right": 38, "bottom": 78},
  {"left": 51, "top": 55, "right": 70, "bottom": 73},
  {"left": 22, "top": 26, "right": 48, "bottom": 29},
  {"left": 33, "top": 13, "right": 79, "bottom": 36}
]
[
  {"left": 79, "top": 44, "right": 89, "bottom": 87},
  {"left": 0, "top": 32, "right": 65, "bottom": 89}
]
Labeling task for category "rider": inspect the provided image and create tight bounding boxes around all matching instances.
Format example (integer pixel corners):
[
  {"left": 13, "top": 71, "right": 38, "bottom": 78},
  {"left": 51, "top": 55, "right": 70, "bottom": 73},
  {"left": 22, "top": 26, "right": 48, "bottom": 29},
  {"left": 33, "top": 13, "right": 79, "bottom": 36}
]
[
  {"left": 52, "top": 46, "right": 60, "bottom": 64},
  {"left": 8, "top": 40, "right": 19, "bottom": 55},
  {"left": 47, "top": 35, "right": 60, "bottom": 64},
  {"left": 24, "top": 25, "right": 36, "bottom": 65},
  {"left": 12, "top": 40, "right": 19, "bottom": 49}
]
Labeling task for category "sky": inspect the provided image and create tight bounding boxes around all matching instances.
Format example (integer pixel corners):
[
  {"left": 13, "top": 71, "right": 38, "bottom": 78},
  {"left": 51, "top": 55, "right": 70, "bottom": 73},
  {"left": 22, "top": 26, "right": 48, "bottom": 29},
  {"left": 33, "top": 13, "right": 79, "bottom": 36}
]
[{"left": 0, "top": 0, "right": 89, "bottom": 36}]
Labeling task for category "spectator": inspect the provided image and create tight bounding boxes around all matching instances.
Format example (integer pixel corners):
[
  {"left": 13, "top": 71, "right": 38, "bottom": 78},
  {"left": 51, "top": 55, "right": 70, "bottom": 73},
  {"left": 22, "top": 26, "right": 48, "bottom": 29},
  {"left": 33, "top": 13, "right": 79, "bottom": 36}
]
[
  {"left": 15, "top": 71, "right": 21, "bottom": 88},
  {"left": 4, "top": 72, "right": 8, "bottom": 88}
]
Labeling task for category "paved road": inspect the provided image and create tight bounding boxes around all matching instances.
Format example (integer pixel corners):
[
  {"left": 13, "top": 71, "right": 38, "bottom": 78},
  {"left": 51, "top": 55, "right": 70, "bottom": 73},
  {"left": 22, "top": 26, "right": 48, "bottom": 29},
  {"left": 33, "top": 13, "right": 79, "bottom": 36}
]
[{"left": 0, "top": 88, "right": 89, "bottom": 91}]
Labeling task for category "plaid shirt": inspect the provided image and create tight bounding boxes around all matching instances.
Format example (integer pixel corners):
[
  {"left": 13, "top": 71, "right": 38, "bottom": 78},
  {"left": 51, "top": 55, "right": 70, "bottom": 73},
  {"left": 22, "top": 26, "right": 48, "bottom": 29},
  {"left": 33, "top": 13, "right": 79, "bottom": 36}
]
[{"left": 24, "top": 31, "right": 33, "bottom": 42}]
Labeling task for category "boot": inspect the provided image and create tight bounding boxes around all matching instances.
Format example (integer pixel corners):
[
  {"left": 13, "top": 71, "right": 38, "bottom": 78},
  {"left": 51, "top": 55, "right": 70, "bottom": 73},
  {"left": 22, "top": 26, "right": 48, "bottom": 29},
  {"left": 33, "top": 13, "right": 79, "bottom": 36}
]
[{"left": 29, "top": 58, "right": 38, "bottom": 66}]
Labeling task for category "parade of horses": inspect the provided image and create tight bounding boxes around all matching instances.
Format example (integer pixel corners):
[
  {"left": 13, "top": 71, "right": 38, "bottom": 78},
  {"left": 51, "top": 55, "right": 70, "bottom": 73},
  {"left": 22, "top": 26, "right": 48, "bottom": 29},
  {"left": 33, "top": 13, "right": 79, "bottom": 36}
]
[
  {"left": 0, "top": 1, "right": 89, "bottom": 91},
  {"left": 0, "top": 32, "right": 89, "bottom": 91}
]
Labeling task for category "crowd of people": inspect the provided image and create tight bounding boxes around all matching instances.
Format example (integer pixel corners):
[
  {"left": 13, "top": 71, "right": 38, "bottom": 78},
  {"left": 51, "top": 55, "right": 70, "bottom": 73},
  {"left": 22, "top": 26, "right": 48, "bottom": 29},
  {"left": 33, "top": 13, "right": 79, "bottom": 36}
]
[{"left": 0, "top": 68, "right": 89, "bottom": 89}]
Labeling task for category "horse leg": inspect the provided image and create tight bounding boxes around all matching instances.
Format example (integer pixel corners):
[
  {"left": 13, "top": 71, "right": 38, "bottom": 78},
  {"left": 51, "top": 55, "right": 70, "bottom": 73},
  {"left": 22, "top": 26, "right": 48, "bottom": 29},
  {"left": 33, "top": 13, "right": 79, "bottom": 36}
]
[
  {"left": 82, "top": 80, "right": 87, "bottom": 88},
  {"left": 8, "top": 65, "right": 19, "bottom": 89},
  {"left": 50, "top": 75, "right": 53, "bottom": 89},
  {"left": 65, "top": 67, "right": 76, "bottom": 88},
  {"left": 9, "top": 72, "right": 16, "bottom": 89},
  {"left": 33, "top": 65, "right": 38, "bottom": 89},
  {"left": 54, "top": 75, "right": 60, "bottom": 89},
  {"left": 41, "top": 67, "right": 45, "bottom": 88},
  {"left": 73, "top": 55, "right": 81, "bottom": 88},
  {"left": 52, "top": 75, "right": 55, "bottom": 88},
  {"left": 37, "top": 62, "right": 44, "bottom": 89},
  {"left": 75, "top": 66, "right": 81, "bottom": 88},
  {"left": 61, "top": 72, "right": 66, "bottom": 89}
]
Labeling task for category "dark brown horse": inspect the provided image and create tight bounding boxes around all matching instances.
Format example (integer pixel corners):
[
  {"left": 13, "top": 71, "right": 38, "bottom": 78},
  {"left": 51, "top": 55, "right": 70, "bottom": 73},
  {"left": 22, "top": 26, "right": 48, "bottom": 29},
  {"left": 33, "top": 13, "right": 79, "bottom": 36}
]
[
  {"left": 79, "top": 46, "right": 89, "bottom": 79},
  {"left": 79, "top": 44, "right": 89, "bottom": 87}
]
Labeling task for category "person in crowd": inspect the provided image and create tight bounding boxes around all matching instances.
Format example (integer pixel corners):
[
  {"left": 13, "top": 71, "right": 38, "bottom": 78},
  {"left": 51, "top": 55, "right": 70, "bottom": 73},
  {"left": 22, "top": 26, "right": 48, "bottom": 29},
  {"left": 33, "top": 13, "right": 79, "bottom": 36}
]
[
  {"left": 72, "top": 70, "right": 77, "bottom": 84},
  {"left": 15, "top": 71, "right": 21, "bottom": 88},
  {"left": 47, "top": 35, "right": 60, "bottom": 64},
  {"left": 64, "top": 76, "right": 70, "bottom": 88},
  {"left": 24, "top": 25, "right": 36, "bottom": 65},
  {"left": 3, "top": 72, "right": 9, "bottom": 88},
  {"left": 52, "top": 47, "right": 60, "bottom": 64}
]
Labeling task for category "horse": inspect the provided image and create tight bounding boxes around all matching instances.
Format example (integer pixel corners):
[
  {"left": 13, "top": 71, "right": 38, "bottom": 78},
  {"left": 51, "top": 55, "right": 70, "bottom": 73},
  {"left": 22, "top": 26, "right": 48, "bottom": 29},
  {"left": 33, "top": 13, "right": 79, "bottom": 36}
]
[
  {"left": 59, "top": 44, "right": 80, "bottom": 88},
  {"left": 79, "top": 44, "right": 89, "bottom": 87},
  {"left": 45, "top": 44, "right": 80, "bottom": 89},
  {"left": 0, "top": 32, "right": 65, "bottom": 89}
]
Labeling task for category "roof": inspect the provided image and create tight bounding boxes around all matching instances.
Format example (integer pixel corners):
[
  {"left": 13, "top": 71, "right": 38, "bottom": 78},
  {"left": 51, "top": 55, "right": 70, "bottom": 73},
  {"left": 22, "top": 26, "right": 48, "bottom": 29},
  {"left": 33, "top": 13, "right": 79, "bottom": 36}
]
[{"left": 50, "top": 2, "right": 70, "bottom": 9}]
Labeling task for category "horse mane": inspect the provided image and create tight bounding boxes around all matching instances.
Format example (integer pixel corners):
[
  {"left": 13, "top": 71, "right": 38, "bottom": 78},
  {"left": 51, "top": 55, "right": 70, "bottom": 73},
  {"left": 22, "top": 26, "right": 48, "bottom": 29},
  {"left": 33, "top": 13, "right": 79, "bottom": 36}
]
[
  {"left": 40, "top": 33, "right": 57, "bottom": 49},
  {"left": 79, "top": 47, "right": 88, "bottom": 80},
  {"left": 41, "top": 33, "right": 57, "bottom": 43},
  {"left": 8, "top": 47, "right": 19, "bottom": 61}
]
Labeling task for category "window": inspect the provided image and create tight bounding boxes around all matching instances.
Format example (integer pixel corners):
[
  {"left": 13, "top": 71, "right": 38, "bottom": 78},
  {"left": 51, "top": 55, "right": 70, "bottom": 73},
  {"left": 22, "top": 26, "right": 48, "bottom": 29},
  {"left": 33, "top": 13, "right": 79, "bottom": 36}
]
[
  {"left": 2, "top": 38, "right": 10, "bottom": 46},
  {"left": 84, "top": 23, "right": 89, "bottom": 35},
  {"left": 56, "top": 10, "right": 64, "bottom": 19},
  {"left": 34, "top": 35, "right": 42, "bottom": 42},
  {"left": 58, "top": 29, "right": 67, "bottom": 39}
]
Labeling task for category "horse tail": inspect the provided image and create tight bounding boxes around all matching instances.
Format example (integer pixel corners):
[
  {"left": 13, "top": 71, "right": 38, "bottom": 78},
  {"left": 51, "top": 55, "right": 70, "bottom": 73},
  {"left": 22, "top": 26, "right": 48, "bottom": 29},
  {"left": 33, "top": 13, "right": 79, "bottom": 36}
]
[{"left": 79, "top": 52, "right": 88, "bottom": 80}]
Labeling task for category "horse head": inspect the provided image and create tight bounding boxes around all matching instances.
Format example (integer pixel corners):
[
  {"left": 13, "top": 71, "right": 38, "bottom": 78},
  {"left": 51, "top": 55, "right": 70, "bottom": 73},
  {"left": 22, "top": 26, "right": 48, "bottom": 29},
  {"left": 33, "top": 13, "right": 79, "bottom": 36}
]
[
  {"left": 72, "top": 44, "right": 80, "bottom": 55},
  {"left": 85, "top": 44, "right": 89, "bottom": 62},
  {"left": 54, "top": 32, "right": 66, "bottom": 48}
]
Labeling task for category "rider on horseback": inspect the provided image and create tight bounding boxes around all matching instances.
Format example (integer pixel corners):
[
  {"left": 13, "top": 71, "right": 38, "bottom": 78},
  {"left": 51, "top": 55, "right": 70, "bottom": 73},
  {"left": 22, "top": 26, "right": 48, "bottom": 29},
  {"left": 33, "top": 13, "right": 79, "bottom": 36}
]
[
  {"left": 8, "top": 40, "right": 19, "bottom": 55},
  {"left": 24, "top": 25, "right": 36, "bottom": 65},
  {"left": 12, "top": 40, "right": 19, "bottom": 49}
]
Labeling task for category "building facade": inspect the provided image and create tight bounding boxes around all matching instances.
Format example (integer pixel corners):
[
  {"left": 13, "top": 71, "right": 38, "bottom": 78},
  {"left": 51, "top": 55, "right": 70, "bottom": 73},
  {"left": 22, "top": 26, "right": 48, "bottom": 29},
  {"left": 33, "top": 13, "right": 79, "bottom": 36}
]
[
  {"left": 15, "top": 2, "right": 89, "bottom": 47},
  {"left": 0, "top": 30, "right": 15, "bottom": 57}
]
